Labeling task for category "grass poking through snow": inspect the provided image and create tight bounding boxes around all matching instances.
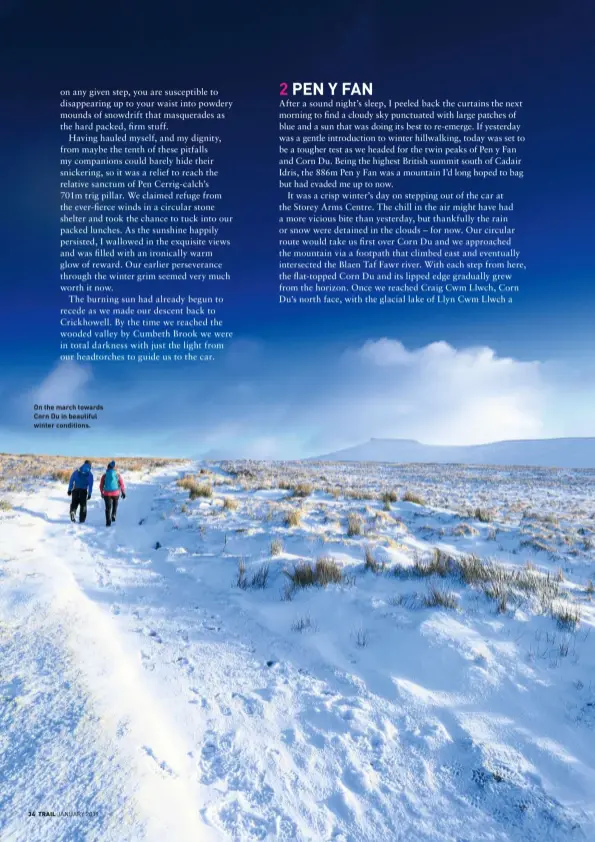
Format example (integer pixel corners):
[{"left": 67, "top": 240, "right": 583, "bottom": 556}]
[
  {"left": 347, "top": 513, "right": 365, "bottom": 537},
  {"left": 284, "top": 556, "right": 343, "bottom": 590}
]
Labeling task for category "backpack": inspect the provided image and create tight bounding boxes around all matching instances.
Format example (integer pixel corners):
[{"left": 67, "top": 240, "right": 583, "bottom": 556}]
[
  {"left": 74, "top": 466, "right": 91, "bottom": 489},
  {"left": 103, "top": 468, "right": 119, "bottom": 492}
]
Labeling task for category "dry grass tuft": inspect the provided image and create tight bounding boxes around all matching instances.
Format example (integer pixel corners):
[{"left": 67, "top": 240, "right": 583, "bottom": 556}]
[
  {"left": 483, "top": 583, "right": 509, "bottom": 614},
  {"left": 343, "top": 488, "right": 376, "bottom": 501},
  {"left": 236, "top": 559, "right": 247, "bottom": 589},
  {"left": 285, "top": 508, "right": 302, "bottom": 528},
  {"left": 364, "top": 545, "right": 383, "bottom": 573},
  {"left": 551, "top": 601, "right": 581, "bottom": 630},
  {"left": 284, "top": 555, "right": 343, "bottom": 589},
  {"left": 452, "top": 522, "right": 480, "bottom": 537},
  {"left": 250, "top": 563, "right": 270, "bottom": 589},
  {"left": 291, "top": 614, "right": 317, "bottom": 632},
  {"left": 423, "top": 586, "right": 459, "bottom": 610},
  {"left": 474, "top": 507, "right": 494, "bottom": 523},
  {"left": 236, "top": 560, "right": 270, "bottom": 590},
  {"left": 292, "top": 482, "right": 314, "bottom": 498},
  {"left": 410, "top": 548, "right": 454, "bottom": 578},
  {"left": 176, "top": 474, "right": 212, "bottom": 499},
  {"left": 394, "top": 549, "right": 567, "bottom": 619},
  {"left": 381, "top": 490, "right": 398, "bottom": 509},
  {"left": 402, "top": 490, "right": 426, "bottom": 505},
  {"left": 188, "top": 482, "right": 212, "bottom": 500},
  {"left": 315, "top": 556, "right": 344, "bottom": 585},
  {"left": 347, "top": 512, "right": 365, "bottom": 537}
]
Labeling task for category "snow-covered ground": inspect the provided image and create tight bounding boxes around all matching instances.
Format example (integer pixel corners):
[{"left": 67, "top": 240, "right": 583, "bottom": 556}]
[{"left": 1, "top": 459, "right": 595, "bottom": 841}]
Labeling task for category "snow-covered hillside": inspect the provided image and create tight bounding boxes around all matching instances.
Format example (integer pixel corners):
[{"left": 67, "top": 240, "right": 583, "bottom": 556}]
[
  {"left": 1, "top": 459, "right": 595, "bottom": 841},
  {"left": 316, "top": 437, "right": 595, "bottom": 469}
]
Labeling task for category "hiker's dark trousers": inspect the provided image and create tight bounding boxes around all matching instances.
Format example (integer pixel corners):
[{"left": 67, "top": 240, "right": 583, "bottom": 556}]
[
  {"left": 104, "top": 495, "right": 119, "bottom": 525},
  {"left": 70, "top": 489, "right": 88, "bottom": 523}
]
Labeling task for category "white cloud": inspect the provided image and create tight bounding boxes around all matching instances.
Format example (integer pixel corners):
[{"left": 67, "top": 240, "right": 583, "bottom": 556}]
[
  {"left": 305, "top": 338, "right": 546, "bottom": 449},
  {"left": 188, "top": 338, "right": 548, "bottom": 455},
  {"left": 32, "top": 361, "right": 92, "bottom": 406}
]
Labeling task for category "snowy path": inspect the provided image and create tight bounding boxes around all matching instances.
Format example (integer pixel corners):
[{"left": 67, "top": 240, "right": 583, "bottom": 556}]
[
  {"left": 1, "top": 469, "right": 224, "bottom": 841},
  {"left": 1, "top": 464, "right": 594, "bottom": 841}
]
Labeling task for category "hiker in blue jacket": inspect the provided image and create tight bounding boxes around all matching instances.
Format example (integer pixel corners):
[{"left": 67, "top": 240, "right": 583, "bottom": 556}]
[{"left": 67, "top": 460, "right": 94, "bottom": 523}]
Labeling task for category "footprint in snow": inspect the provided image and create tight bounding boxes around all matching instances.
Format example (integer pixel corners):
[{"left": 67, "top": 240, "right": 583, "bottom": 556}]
[
  {"left": 189, "top": 688, "right": 209, "bottom": 708},
  {"left": 142, "top": 627, "right": 162, "bottom": 643},
  {"left": 176, "top": 656, "right": 195, "bottom": 674},
  {"left": 204, "top": 795, "right": 297, "bottom": 841},
  {"left": 215, "top": 696, "right": 232, "bottom": 717},
  {"left": 254, "top": 687, "right": 274, "bottom": 703},
  {"left": 199, "top": 737, "right": 230, "bottom": 785},
  {"left": 142, "top": 745, "right": 175, "bottom": 777},
  {"left": 341, "top": 765, "right": 369, "bottom": 796},
  {"left": 140, "top": 651, "right": 154, "bottom": 671},
  {"left": 231, "top": 692, "right": 262, "bottom": 717}
]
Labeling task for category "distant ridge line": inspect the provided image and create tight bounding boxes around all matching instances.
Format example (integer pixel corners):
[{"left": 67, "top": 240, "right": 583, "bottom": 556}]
[{"left": 314, "top": 437, "right": 595, "bottom": 469}]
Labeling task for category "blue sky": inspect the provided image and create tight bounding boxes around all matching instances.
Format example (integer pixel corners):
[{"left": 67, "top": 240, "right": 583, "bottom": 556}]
[{"left": 0, "top": 0, "right": 594, "bottom": 457}]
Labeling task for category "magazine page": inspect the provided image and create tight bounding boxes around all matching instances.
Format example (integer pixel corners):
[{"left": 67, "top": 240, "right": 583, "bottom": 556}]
[{"left": 1, "top": 1, "right": 594, "bottom": 840}]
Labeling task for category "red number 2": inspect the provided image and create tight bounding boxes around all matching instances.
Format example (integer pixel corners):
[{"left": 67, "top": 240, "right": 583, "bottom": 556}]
[{"left": 280, "top": 82, "right": 288, "bottom": 96}]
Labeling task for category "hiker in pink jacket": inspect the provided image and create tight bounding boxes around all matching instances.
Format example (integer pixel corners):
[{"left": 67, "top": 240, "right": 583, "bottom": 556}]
[{"left": 99, "top": 460, "right": 126, "bottom": 527}]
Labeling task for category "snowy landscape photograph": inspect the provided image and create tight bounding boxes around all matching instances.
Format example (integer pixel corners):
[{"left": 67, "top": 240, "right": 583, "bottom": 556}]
[{"left": 1, "top": 450, "right": 595, "bottom": 839}]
